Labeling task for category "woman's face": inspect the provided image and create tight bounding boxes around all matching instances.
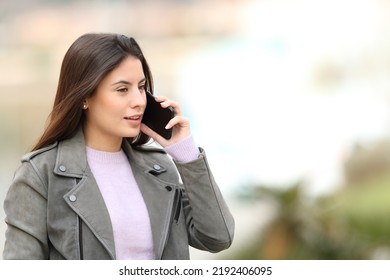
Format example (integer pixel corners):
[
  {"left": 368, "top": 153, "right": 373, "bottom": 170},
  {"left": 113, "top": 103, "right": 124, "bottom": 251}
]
[{"left": 84, "top": 56, "right": 147, "bottom": 151}]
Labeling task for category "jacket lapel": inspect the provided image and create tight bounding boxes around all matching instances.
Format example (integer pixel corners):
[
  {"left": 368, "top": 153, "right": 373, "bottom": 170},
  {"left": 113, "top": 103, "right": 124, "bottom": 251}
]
[
  {"left": 122, "top": 140, "right": 177, "bottom": 259},
  {"left": 132, "top": 164, "right": 176, "bottom": 259},
  {"left": 54, "top": 129, "right": 116, "bottom": 259},
  {"left": 64, "top": 170, "right": 116, "bottom": 259}
]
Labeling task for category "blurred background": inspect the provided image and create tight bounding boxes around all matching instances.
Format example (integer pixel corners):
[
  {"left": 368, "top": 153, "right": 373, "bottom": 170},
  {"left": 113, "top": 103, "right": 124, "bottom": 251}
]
[{"left": 1, "top": 0, "right": 390, "bottom": 259}]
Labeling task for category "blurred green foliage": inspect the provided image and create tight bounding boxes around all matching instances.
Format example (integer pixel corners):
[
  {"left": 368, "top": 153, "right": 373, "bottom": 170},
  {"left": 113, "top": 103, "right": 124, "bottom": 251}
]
[{"left": 233, "top": 175, "right": 390, "bottom": 260}]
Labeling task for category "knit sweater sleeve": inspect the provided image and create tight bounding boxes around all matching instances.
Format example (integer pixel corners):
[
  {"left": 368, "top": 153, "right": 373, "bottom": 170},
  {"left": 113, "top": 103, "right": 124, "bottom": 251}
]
[{"left": 164, "top": 135, "right": 200, "bottom": 163}]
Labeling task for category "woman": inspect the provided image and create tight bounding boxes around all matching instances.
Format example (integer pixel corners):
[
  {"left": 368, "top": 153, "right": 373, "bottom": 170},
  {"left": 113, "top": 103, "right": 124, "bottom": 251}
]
[{"left": 3, "top": 33, "right": 234, "bottom": 260}]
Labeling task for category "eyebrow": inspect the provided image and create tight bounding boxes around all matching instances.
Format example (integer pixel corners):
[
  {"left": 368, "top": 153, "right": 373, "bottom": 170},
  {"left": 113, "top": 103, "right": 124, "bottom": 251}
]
[{"left": 111, "top": 78, "right": 146, "bottom": 86}]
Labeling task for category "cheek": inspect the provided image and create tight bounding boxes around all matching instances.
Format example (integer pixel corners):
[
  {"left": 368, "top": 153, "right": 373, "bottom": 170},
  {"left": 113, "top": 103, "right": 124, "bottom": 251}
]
[
  {"left": 106, "top": 99, "right": 125, "bottom": 114},
  {"left": 96, "top": 96, "right": 126, "bottom": 117},
  {"left": 86, "top": 99, "right": 121, "bottom": 125}
]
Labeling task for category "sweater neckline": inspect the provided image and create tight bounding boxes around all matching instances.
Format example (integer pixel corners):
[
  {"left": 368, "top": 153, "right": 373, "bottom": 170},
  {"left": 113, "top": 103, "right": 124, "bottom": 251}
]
[{"left": 86, "top": 146, "right": 128, "bottom": 164}]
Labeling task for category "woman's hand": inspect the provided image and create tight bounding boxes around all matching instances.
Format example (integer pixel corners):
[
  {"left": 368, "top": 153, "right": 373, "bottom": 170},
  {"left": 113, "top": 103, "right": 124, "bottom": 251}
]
[{"left": 140, "top": 96, "right": 191, "bottom": 147}]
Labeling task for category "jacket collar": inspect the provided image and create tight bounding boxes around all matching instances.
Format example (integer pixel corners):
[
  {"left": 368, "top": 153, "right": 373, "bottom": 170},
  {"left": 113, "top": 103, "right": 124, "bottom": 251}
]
[
  {"left": 54, "top": 127, "right": 88, "bottom": 178},
  {"left": 54, "top": 127, "right": 167, "bottom": 178}
]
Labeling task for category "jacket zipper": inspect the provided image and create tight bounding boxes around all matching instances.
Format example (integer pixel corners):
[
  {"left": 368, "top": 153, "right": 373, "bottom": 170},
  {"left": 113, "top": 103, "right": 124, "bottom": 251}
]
[
  {"left": 78, "top": 216, "right": 84, "bottom": 260},
  {"left": 173, "top": 188, "right": 182, "bottom": 223}
]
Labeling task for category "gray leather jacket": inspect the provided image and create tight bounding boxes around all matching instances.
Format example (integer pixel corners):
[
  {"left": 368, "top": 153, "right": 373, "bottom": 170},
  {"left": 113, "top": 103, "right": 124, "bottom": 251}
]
[{"left": 3, "top": 128, "right": 234, "bottom": 259}]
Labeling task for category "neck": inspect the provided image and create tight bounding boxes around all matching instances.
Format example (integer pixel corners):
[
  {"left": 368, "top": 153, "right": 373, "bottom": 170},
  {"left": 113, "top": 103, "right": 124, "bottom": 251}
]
[{"left": 83, "top": 126, "right": 123, "bottom": 152}]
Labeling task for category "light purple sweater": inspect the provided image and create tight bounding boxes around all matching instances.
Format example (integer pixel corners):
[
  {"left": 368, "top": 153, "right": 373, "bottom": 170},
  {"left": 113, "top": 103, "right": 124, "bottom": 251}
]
[{"left": 86, "top": 136, "right": 199, "bottom": 260}]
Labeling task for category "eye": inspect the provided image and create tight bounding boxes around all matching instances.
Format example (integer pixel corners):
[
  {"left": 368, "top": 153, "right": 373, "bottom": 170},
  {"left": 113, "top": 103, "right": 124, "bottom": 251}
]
[
  {"left": 117, "top": 87, "right": 128, "bottom": 93},
  {"left": 139, "top": 84, "right": 146, "bottom": 92}
]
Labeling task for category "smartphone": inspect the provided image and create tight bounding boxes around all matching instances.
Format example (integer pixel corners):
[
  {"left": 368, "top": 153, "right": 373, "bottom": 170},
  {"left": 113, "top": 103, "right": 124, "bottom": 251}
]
[{"left": 142, "top": 91, "right": 174, "bottom": 140}]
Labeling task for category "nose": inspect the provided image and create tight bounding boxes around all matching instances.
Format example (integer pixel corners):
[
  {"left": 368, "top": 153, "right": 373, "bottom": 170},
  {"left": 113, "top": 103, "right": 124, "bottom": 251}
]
[{"left": 129, "top": 89, "right": 146, "bottom": 109}]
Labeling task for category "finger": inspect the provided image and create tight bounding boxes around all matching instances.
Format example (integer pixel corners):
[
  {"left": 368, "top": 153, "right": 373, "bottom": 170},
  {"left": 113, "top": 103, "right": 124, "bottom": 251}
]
[
  {"left": 153, "top": 95, "right": 166, "bottom": 102},
  {"left": 165, "top": 115, "right": 189, "bottom": 129},
  {"left": 162, "top": 101, "right": 182, "bottom": 116},
  {"left": 154, "top": 96, "right": 182, "bottom": 116},
  {"left": 140, "top": 123, "right": 171, "bottom": 147}
]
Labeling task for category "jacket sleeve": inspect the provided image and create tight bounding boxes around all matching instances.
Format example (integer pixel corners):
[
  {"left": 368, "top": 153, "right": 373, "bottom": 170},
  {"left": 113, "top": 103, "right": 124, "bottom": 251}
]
[
  {"left": 3, "top": 161, "right": 50, "bottom": 259},
  {"left": 175, "top": 148, "right": 235, "bottom": 253}
]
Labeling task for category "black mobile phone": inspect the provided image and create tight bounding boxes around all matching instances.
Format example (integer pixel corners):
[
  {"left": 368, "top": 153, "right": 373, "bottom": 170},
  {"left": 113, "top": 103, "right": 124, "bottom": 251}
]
[{"left": 142, "top": 91, "right": 174, "bottom": 140}]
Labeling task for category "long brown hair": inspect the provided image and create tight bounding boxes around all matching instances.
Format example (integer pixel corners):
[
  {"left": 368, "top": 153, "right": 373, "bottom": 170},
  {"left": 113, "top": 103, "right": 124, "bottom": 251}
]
[{"left": 32, "top": 33, "right": 153, "bottom": 151}]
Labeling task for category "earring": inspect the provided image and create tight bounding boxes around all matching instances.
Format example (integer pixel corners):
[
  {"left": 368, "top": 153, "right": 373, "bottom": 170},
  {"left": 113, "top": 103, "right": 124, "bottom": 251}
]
[{"left": 83, "top": 104, "right": 87, "bottom": 110}]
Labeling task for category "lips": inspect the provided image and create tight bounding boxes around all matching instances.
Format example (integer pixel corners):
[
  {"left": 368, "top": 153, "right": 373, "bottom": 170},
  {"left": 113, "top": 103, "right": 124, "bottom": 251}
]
[{"left": 124, "top": 114, "right": 142, "bottom": 120}]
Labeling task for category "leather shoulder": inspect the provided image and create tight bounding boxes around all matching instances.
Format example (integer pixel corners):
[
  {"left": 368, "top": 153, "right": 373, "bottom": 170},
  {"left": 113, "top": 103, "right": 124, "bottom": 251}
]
[{"left": 21, "top": 142, "right": 58, "bottom": 162}]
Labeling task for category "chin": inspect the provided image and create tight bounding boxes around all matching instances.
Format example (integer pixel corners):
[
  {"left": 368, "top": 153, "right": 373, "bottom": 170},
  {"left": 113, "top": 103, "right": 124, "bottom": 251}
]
[{"left": 121, "top": 129, "right": 141, "bottom": 138}]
